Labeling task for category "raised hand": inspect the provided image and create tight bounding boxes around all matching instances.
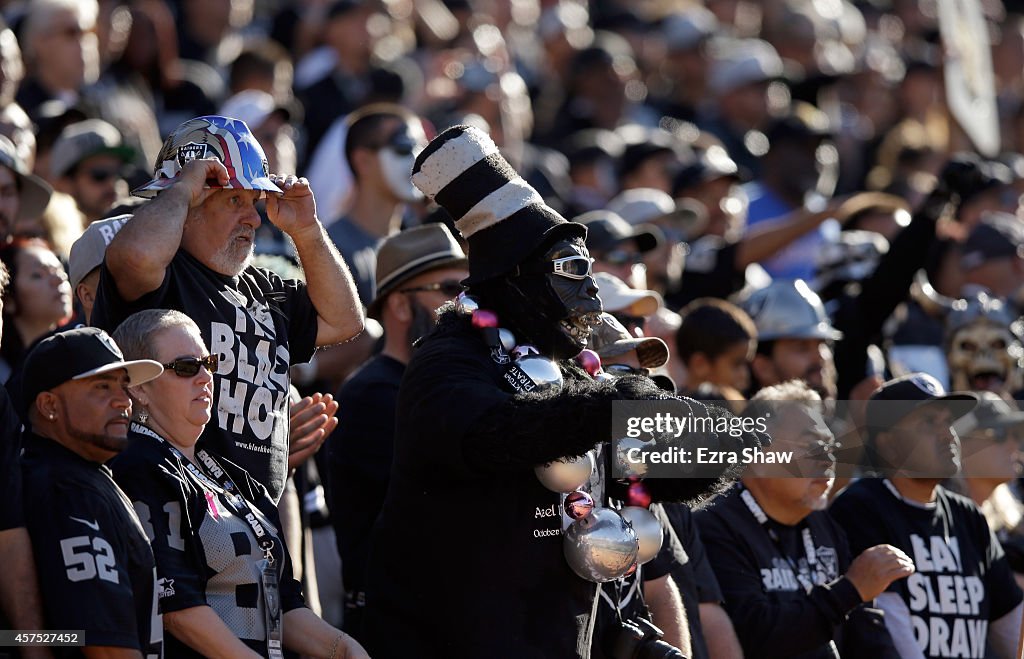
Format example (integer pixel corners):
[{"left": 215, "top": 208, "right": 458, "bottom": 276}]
[
  {"left": 265, "top": 174, "right": 319, "bottom": 236},
  {"left": 175, "top": 158, "right": 230, "bottom": 208}
]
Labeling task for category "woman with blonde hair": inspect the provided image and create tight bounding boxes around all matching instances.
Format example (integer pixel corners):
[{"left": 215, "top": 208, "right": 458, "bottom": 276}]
[{"left": 109, "top": 308, "right": 367, "bottom": 659}]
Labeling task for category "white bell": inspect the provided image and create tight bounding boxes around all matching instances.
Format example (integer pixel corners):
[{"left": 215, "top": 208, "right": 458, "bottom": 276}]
[{"left": 535, "top": 451, "right": 595, "bottom": 493}]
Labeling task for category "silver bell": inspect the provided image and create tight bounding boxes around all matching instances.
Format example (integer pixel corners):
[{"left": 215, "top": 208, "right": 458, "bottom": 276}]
[
  {"left": 535, "top": 451, "right": 595, "bottom": 493},
  {"left": 563, "top": 507, "right": 640, "bottom": 582},
  {"left": 498, "top": 328, "right": 517, "bottom": 353},
  {"left": 619, "top": 506, "right": 664, "bottom": 564},
  {"left": 615, "top": 437, "right": 652, "bottom": 479},
  {"left": 457, "top": 293, "right": 480, "bottom": 315},
  {"left": 517, "top": 355, "right": 563, "bottom": 392}
]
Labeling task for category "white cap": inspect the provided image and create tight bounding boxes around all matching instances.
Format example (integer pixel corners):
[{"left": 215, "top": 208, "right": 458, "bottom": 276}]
[
  {"left": 595, "top": 272, "right": 662, "bottom": 316},
  {"left": 708, "top": 39, "right": 784, "bottom": 94}
]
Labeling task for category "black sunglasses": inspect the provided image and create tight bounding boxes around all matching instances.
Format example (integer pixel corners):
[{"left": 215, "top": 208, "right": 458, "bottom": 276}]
[
  {"left": 399, "top": 280, "right": 465, "bottom": 297},
  {"left": 163, "top": 355, "right": 219, "bottom": 377}
]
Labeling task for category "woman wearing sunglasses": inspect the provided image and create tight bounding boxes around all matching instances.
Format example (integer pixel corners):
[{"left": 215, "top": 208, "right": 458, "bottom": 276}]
[{"left": 108, "top": 309, "right": 367, "bottom": 659}]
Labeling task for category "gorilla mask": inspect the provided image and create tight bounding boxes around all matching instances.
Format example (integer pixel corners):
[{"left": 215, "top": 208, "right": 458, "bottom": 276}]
[{"left": 473, "top": 237, "right": 603, "bottom": 360}]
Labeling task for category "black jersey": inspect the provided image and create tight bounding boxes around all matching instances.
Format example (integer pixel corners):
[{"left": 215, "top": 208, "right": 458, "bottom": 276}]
[
  {"left": 92, "top": 246, "right": 320, "bottom": 502},
  {"left": 695, "top": 484, "right": 864, "bottom": 659},
  {"left": 831, "top": 479, "right": 1023, "bottom": 659},
  {"left": 110, "top": 425, "right": 304, "bottom": 658},
  {"left": 21, "top": 433, "right": 162, "bottom": 658}
]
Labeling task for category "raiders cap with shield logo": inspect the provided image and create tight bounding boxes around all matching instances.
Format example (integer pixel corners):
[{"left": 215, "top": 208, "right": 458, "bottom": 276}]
[{"left": 132, "top": 115, "right": 283, "bottom": 199}]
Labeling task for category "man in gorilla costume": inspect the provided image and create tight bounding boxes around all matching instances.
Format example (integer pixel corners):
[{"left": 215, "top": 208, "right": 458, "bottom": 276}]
[{"left": 362, "top": 126, "right": 764, "bottom": 658}]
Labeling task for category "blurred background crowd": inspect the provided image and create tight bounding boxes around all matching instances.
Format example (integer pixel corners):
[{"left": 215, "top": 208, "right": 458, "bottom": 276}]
[{"left": 9, "top": 0, "right": 1024, "bottom": 650}]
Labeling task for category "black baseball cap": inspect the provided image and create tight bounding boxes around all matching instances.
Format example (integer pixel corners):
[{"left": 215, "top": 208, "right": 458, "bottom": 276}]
[
  {"left": 960, "top": 212, "right": 1024, "bottom": 270},
  {"left": 865, "top": 372, "right": 977, "bottom": 442},
  {"left": 20, "top": 327, "right": 163, "bottom": 416},
  {"left": 618, "top": 130, "right": 682, "bottom": 180},
  {"left": 573, "top": 210, "right": 661, "bottom": 254}
]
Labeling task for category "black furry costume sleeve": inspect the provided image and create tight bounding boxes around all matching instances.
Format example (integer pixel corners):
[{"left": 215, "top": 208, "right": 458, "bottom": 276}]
[
  {"left": 402, "top": 311, "right": 766, "bottom": 501},
  {"left": 457, "top": 340, "right": 768, "bottom": 504}
]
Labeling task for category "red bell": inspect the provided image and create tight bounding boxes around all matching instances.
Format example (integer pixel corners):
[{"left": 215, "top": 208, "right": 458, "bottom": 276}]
[
  {"left": 626, "top": 481, "right": 652, "bottom": 509},
  {"left": 576, "top": 349, "right": 602, "bottom": 376},
  {"left": 471, "top": 309, "right": 499, "bottom": 328},
  {"left": 564, "top": 490, "right": 595, "bottom": 519}
]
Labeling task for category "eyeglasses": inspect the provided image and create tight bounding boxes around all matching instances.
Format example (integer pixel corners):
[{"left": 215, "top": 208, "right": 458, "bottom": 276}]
[
  {"left": 399, "top": 280, "right": 465, "bottom": 297},
  {"left": 514, "top": 255, "right": 595, "bottom": 280},
  {"left": 551, "top": 255, "right": 594, "bottom": 279},
  {"left": 163, "top": 355, "right": 219, "bottom": 377},
  {"left": 369, "top": 131, "right": 422, "bottom": 157},
  {"left": 381, "top": 143, "right": 417, "bottom": 156}
]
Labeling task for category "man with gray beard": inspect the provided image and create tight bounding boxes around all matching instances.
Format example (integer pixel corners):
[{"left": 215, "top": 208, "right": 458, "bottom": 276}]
[
  {"left": 90, "top": 115, "right": 364, "bottom": 503},
  {"left": 695, "top": 380, "right": 914, "bottom": 658}
]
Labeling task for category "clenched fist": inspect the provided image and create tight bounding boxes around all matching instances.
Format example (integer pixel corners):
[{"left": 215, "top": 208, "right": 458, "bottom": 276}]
[{"left": 845, "top": 544, "right": 916, "bottom": 601}]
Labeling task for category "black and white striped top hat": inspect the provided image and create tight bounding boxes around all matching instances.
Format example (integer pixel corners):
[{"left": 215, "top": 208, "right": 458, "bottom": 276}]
[{"left": 411, "top": 125, "right": 586, "bottom": 285}]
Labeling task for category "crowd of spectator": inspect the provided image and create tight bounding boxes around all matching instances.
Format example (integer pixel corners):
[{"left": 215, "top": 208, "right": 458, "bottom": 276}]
[{"left": 5, "top": 0, "right": 1024, "bottom": 657}]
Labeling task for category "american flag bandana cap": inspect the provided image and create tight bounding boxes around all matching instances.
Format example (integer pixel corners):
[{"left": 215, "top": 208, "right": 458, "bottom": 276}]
[{"left": 132, "top": 115, "right": 284, "bottom": 199}]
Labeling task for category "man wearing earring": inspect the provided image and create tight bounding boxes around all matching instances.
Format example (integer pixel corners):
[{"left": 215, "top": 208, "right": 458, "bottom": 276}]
[{"left": 18, "top": 326, "right": 165, "bottom": 657}]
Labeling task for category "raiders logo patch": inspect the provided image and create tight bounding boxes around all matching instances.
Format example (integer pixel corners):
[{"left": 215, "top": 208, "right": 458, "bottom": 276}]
[
  {"left": 97, "top": 331, "right": 124, "bottom": 358},
  {"left": 490, "top": 346, "right": 511, "bottom": 365},
  {"left": 176, "top": 142, "right": 210, "bottom": 168},
  {"left": 910, "top": 373, "right": 942, "bottom": 396}
]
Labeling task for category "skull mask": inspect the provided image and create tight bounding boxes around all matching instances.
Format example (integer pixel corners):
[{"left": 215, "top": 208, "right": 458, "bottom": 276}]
[{"left": 945, "top": 294, "right": 1024, "bottom": 395}]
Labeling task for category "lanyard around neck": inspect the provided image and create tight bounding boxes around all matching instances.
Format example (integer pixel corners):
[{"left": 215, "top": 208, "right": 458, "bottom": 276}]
[
  {"left": 131, "top": 422, "right": 277, "bottom": 562},
  {"left": 740, "top": 486, "right": 817, "bottom": 592}
]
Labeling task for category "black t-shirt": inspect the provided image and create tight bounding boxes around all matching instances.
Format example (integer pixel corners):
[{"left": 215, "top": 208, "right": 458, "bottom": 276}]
[
  {"left": 0, "top": 388, "right": 22, "bottom": 531},
  {"left": 92, "top": 247, "right": 320, "bottom": 502},
  {"left": 830, "top": 479, "right": 1024, "bottom": 659},
  {"left": 363, "top": 317, "right": 606, "bottom": 658},
  {"left": 695, "top": 484, "right": 863, "bottom": 659},
  {"left": 662, "top": 502, "right": 724, "bottom": 659},
  {"left": 20, "top": 434, "right": 162, "bottom": 657},
  {"left": 327, "top": 354, "right": 405, "bottom": 598},
  {"left": 325, "top": 215, "right": 379, "bottom": 308},
  {"left": 110, "top": 425, "right": 305, "bottom": 658},
  {"left": 590, "top": 503, "right": 685, "bottom": 658}
]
